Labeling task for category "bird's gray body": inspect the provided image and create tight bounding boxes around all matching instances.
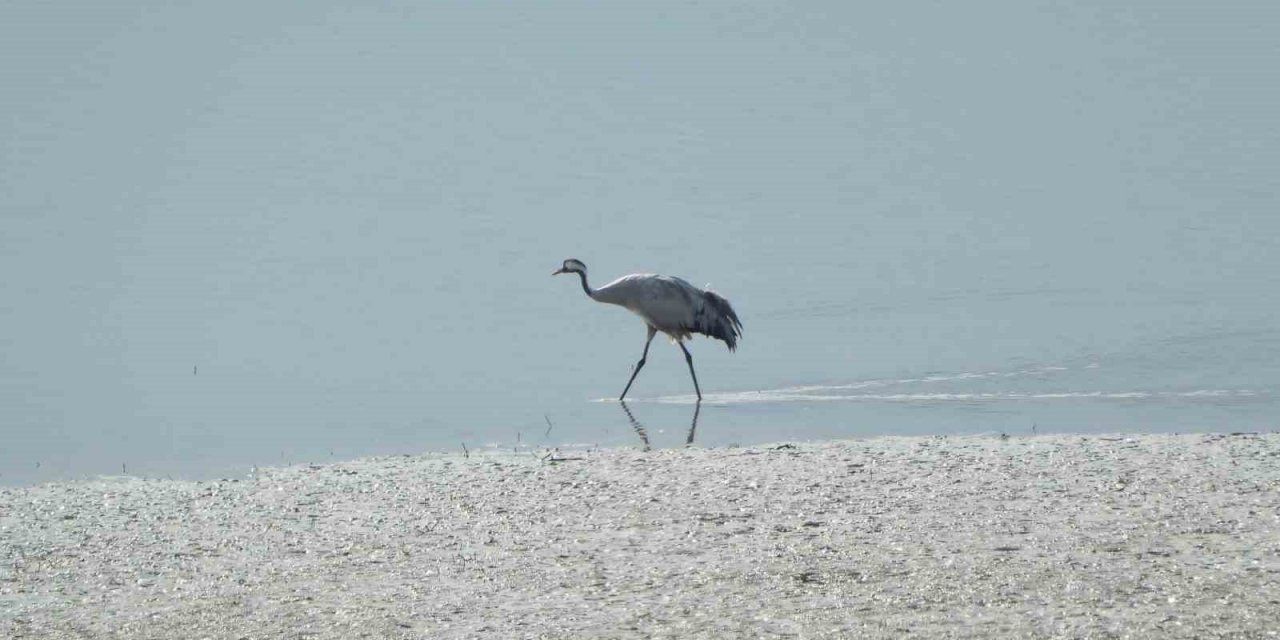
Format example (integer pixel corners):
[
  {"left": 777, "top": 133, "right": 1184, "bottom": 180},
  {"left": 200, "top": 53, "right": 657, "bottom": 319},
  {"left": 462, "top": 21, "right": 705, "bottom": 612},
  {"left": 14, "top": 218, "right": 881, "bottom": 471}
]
[
  {"left": 591, "top": 273, "right": 741, "bottom": 349},
  {"left": 553, "top": 258, "right": 742, "bottom": 400}
]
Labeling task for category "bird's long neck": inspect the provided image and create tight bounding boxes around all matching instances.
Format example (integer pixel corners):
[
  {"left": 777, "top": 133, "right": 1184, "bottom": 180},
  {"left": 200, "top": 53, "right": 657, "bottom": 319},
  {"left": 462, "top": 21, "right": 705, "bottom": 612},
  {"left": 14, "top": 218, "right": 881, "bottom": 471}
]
[{"left": 575, "top": 271, "right": 595, "bottom": 298}]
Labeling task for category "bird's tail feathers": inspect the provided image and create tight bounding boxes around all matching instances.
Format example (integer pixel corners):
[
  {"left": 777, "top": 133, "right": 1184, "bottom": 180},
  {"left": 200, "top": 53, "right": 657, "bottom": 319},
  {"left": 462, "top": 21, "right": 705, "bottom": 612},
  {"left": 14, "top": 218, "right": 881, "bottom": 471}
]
[{"left": 696, "top": 290, "right": 743, "bottom": 351}]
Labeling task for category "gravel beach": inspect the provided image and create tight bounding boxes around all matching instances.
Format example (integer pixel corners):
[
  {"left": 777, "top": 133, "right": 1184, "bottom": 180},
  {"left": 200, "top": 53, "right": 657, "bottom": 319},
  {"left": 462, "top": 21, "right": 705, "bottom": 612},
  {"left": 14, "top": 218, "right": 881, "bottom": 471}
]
[{"left": 3, "top": 433, "right": 1279, "bottom": 639}]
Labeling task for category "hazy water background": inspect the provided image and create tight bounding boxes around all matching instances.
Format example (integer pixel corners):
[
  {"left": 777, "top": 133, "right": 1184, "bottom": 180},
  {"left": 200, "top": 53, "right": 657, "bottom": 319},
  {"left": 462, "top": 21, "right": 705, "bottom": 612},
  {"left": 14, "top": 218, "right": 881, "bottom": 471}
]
[{"left": 3, "top": 2, "right": 1279, "bottom": 485}]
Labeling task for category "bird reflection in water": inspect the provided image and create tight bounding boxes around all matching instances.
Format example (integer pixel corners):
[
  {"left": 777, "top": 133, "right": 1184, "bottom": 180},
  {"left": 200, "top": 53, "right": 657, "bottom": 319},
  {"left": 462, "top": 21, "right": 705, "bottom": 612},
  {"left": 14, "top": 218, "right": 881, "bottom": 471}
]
[{"left": 619, "top": 400, "right": 702, "bottom": 451}]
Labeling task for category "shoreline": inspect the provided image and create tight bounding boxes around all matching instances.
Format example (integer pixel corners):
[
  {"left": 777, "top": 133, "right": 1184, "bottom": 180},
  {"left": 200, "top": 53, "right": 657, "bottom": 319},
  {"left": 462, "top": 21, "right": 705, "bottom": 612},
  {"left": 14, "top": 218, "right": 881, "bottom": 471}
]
[{"left": 3, "top": 432, "right": 1279, "bottom": 638}]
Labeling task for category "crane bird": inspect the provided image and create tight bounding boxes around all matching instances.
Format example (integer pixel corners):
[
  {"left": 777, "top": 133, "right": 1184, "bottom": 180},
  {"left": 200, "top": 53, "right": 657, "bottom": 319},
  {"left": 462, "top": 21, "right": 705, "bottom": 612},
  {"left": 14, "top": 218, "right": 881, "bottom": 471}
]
[{"left": 553, "top": 258, "right": 742, "bottom": 401}]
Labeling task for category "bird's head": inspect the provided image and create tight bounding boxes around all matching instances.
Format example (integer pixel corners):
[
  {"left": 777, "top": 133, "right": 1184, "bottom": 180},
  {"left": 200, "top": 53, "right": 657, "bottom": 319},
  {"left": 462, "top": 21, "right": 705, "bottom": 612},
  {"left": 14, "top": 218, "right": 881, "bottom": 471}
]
[{"left": 552, "top": 258, "right": 587, "bottom": 276}]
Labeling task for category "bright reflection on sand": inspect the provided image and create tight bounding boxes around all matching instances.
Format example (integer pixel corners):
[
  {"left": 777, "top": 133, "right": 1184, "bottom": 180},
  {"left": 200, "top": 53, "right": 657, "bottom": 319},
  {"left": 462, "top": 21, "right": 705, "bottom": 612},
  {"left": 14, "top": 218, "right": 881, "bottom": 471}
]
[
  {"left": 652, "top": 387, "right": 1267, "bottom": 406},
  {"left": 610, "top": 365, "right": 1270, "bottom": 407}
]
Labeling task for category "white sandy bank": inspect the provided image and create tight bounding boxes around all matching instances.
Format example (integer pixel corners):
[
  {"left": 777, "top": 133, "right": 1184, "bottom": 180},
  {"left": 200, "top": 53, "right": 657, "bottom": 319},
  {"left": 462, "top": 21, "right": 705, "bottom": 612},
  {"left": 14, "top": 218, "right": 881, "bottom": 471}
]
[{"left": 2, "top": 433, "right": 1278, "bottom": 639}]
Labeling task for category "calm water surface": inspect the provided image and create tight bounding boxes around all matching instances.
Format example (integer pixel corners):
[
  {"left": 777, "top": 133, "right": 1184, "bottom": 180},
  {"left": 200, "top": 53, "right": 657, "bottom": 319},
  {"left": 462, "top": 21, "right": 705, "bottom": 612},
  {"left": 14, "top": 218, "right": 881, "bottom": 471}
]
[
  {"left": 3, "top": 2, "right": 1278, "bottom": 485},
  {"left": 4, "top": 209, "right": 1276, "bottom": 486}
]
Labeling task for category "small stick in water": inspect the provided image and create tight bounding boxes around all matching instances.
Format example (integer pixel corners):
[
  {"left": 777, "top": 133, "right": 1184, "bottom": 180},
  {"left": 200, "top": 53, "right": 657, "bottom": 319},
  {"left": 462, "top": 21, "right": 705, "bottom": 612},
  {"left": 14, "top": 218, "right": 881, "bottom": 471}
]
[
  {"left": 544, "top": 415, "right": 554, "bottom": 438},
  {"left": 461, "top": 442, "right": 469, "bottom": 459}
]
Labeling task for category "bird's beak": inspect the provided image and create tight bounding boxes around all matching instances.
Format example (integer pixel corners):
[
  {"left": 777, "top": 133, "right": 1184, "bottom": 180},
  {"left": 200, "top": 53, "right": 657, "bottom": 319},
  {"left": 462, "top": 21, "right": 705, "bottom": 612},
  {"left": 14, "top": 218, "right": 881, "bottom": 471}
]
[{"left": 552, "top": 267, "right": 567, "bottom": 276}]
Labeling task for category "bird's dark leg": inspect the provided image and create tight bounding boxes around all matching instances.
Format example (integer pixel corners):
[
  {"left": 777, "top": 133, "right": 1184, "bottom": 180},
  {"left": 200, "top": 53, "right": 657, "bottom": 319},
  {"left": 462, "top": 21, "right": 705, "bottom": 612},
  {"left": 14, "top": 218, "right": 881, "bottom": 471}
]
[
  {"left": 678, "top": 341, "right": 702, "bottom": 400},
  {"left": 620, "top": 327, "right": 657, "bottom": 401}
]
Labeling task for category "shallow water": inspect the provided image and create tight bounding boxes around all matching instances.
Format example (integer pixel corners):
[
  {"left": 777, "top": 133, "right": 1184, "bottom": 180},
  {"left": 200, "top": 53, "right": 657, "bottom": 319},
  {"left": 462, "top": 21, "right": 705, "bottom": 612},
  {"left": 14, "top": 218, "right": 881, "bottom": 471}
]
[{"left": 3, "top": 2, "right": 1279, "bottom": 485}]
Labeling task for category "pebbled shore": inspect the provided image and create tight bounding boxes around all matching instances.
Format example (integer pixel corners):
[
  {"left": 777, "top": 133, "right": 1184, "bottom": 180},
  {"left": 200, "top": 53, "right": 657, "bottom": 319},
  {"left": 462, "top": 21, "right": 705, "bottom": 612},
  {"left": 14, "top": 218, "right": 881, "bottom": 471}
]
[{"left": 3, "top": 433, "right": 1279, "bottom": 638}]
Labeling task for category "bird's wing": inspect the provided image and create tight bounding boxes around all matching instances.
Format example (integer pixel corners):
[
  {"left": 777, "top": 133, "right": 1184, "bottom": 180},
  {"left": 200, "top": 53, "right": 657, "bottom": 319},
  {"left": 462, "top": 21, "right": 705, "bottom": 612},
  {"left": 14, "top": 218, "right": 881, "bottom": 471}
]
[
  {"left": 593, "top": 274, "right": 701, "bottom": 329},
  {"left": 637, "top": 276, "right": 704, "bottom": 330},
  {"left": 594, "top": 273, "right": 741, "bottom": 348}
]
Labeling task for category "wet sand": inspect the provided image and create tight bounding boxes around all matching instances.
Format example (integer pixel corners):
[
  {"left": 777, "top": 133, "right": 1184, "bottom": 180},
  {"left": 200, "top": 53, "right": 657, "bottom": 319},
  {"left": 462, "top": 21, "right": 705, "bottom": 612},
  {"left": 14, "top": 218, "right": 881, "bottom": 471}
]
[{"left": 3, "top": 433, "right": 1279, "bottom": 638}]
